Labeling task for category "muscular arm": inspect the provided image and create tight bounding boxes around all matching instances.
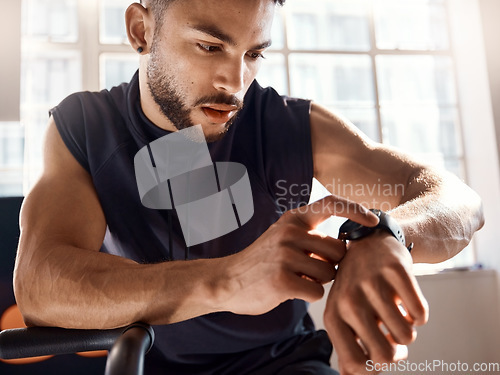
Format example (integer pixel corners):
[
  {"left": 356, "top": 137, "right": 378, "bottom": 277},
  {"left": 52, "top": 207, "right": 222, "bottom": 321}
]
[
  {"left": 311, "top": 102, "right": 484, "bottom": 263},
  {"left": 13, "top": 117, "right": 225, "bottom": 329},
  {"left": 310, "top": 102, "right": 484, "bottom": 374},
  {"left": 14, "top": 116, "right": 379, "bottom": 330}
]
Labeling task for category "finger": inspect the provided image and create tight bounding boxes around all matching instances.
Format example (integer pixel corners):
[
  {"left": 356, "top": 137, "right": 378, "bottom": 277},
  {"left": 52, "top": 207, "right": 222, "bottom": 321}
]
[
  {"left": 293, "top": 231, "right": 347, "bottom": 263},
  {"left": 391, "top": 272, "right": 429, "bottom": 326},
  {"left": 290, "top": 195, "right": 379, "bottom": 229},
  {"left": 385, "top": 331, "right": 409, "bottom": 362},
  {"left": 282, "top": 246, "right": 336, "bottom": 283},
  {"left": 343, "top": 304, "right": 398, "bottom": 365},
  {"left": 326, "top": 314, "right": 368, "bottom": 375},
  {"left": 364, "top": 284, "right": 417, "bottom": 345},
  {"left": 284, "top": 270, "right": 326, "bottom": 302},
  {"left": 380, "top": 304, "right": 416, "bottom": 345},
  {"left": 294, "top": 255, "right": 337, "bottom": 284}
]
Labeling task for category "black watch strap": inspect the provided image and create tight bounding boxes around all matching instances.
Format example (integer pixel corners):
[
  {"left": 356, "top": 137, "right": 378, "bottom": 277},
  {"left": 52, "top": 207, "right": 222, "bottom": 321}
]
[{"left": 338, "top": 209, "right": 413, "bottom": 251}]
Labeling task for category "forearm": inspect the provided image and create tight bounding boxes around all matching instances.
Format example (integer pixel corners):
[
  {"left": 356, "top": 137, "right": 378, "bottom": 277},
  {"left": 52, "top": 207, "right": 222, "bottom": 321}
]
[
  {"left": 390, "top": 167, "right": 484, "bottom": 263},
  {"left": 14, "top": 243, "right": 220, "bottom": 329}
]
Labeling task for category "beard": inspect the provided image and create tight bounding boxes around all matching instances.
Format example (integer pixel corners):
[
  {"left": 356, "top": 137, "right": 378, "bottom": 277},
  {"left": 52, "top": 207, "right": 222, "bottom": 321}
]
[{"left": 146, "top": 40, "right": 244, "bottom": 142}]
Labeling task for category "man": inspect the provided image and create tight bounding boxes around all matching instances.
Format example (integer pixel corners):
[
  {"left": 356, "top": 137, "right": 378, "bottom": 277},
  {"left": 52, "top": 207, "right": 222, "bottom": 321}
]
[{"left": 13, "top": 0, "right": 484, "bottom": 374}]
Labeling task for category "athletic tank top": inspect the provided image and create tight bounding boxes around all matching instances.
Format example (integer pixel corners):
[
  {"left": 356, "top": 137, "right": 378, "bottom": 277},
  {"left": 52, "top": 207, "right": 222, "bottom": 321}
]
[{"left": 51, "top": 71, "right": 316, "bottom": 371}]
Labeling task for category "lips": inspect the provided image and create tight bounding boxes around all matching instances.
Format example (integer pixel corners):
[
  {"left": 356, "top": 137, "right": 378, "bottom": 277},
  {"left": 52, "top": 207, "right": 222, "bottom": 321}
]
[{"left": 201, "top": 105, "right": 238, "bottom": 124}]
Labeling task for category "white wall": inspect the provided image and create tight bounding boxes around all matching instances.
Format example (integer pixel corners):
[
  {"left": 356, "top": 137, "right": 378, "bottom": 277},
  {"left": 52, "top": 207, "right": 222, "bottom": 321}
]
[
  {"left": 479, "top": 0, "right": 500, "bottom": 168},
  {"left": 409, "top": 270, "right": 500, "bottom": 372},
  {"left": 450, "top": 0, "right": 500, "bottom": 273}
]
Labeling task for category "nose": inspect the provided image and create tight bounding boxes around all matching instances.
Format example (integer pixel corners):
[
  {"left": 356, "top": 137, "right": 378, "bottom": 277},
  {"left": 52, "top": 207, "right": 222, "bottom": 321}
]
[{"left": 214, "top": 56, "right": 246, "bottom": 95}]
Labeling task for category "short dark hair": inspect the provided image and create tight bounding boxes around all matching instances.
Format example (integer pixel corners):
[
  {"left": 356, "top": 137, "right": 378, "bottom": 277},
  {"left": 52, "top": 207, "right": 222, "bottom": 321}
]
[
  {"left": 140, "top": 0, "right": 285, "bottom": 31},
  {"left": 140, "top": 0, "right": 285, "bottom": 5}
]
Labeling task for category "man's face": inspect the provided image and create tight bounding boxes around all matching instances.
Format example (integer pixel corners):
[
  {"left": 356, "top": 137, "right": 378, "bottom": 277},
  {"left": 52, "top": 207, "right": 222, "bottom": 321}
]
[{"left": 146, "top": 0, "right": 275, "bottom": 141}]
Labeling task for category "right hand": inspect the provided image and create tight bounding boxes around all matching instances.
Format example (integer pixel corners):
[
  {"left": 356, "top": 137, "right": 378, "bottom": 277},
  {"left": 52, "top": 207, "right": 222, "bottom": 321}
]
[{"left": 217, "top": 195, "right": 380, "bottom": 315}]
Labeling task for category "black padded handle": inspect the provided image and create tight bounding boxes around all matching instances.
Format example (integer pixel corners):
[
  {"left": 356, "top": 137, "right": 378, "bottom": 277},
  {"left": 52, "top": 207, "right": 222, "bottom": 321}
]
[
  {"left": 0, "top": 326, "right": 125, "bottom": 359},
  {"left": 0, "top": 323, "right": 154, "bottom": 375}
]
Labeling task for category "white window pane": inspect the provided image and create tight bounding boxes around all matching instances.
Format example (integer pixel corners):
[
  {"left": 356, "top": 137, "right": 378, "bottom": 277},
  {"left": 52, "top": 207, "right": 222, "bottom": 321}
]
[
  {"left": 442, "top": 158, "right": 466, "bottom": 181},
  {"left": 269, "top": 9, "right": 285, "bottom": 51},
  {"left": 0, "top": 124, "right": 24, "bottom": 168},
  {"left": 22, "top": 0, "right": 78, "bottom": 43},
  {"left": 380, "top": 106, "right": 462, "bottom": 162},
  {"left": 256, "top": 53, "right": 288, "bottom": 95},
  {"left": 287, "top": 0, "right": 371, "bottom": 51},
  {"left": 100, "top": 0, "right": 132, "bottom": 44},
  {"left": 0, "top": 123, "right": 24, "bottom": 196},
  {"left": 376, "top": 55, "right": 456, "bottom": 106},
  {"left": 0, "top": 170, "right": 24, "bottom": 196},
  {"left": 20, "top": 50, "right": 82, "bottom": 190},
  {"left": 22, "top": 50, "right": 82, "bottom": 106},
  {"left": 374, "top": 0, "right": 449, "bottom": 50},
  {"left": 21, "top": 108, "right": 53, "bottom": 188},
  {"left": 100, "top": 54, "right": 139, "bottom": 90},
  {"left": 289, "top": 54, "right": 375, "bottom": 106}
]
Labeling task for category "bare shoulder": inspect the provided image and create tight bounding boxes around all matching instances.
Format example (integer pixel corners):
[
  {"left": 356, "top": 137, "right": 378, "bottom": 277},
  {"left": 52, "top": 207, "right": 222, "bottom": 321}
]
[{"left": 19, "top": 116, "right": 106, "bottom": 252}]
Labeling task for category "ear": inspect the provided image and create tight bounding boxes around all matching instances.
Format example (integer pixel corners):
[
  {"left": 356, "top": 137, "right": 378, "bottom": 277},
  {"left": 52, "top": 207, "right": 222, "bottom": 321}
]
[{"left": 125, "top": 3, "right": 154, "bottom": 54}]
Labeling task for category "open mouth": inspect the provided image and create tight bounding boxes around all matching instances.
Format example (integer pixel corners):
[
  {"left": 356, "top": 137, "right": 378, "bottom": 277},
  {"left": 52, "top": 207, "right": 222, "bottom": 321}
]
[{"left": 201, "top": 105, "right": 238, "bottom": 124}]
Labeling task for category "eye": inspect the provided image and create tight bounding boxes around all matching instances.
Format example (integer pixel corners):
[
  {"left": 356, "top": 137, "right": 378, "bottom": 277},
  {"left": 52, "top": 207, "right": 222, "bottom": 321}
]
[
  {"left": 247, "top": 51, "right": 266, "bottom": 60},
  {"left": 197, "top": 43, "right": 221, "bottom": 53}
]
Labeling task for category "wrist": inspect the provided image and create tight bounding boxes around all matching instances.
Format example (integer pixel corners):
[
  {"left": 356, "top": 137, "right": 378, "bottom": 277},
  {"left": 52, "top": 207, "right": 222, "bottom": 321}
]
[
  {"left": 149, "top": 258, "right": 230, "bottom": 324},
  {"left": 338, "top": 209, "right": 413, "bottom": 252},
  {"left": 345, "top": 229, "right": 414, "bottom": 266}
]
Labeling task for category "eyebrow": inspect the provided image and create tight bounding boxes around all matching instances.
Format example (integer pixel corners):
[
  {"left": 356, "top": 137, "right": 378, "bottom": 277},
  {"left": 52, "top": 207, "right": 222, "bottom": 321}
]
[{"left": 190, "top": 23, "right": 272, "bottom": 50}]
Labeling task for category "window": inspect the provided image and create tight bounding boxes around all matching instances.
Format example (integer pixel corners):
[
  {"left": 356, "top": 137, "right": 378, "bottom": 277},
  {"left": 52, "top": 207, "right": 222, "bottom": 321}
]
[
  {"left": 3, "top": 0, "right": 495, "bottom": 271},
  {"left": 259, "top": 0, "right": 463, "bottom": 174},
  {"left": 0, "top": 124, "right": 24, "bottom": 196},
  {"left": 257, "top": 0, "right": 472, "bottom": 270},
  {"left": 16, "top": 0, "right": 137, "bottom": 190}
]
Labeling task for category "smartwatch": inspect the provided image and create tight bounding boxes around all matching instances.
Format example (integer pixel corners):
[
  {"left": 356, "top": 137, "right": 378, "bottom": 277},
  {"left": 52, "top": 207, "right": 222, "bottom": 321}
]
[{"left": 338, "top": 209, "right": 413, "bottom": 252}]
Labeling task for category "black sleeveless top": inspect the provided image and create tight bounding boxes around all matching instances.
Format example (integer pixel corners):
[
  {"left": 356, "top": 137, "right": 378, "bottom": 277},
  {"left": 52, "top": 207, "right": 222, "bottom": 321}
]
[{"left": 51, "top": 72, "right": 317, "bottom": 371}]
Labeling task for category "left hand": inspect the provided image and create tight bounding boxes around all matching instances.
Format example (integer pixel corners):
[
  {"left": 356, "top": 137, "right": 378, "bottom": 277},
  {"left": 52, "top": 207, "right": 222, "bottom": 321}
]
[{"left": 323, "top": 231, "right": 429, "bottom": 375}]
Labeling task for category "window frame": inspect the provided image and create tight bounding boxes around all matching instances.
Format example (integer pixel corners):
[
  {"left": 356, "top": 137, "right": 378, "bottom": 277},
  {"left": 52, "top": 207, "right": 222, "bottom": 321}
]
[{"left": 261, "top": 0, "right": 487, "bottom": 271}]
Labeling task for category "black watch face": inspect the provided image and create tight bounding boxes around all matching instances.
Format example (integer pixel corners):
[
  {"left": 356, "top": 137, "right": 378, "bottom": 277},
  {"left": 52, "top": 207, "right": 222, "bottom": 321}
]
[
  {"left": 338, "top": 209, "right": 408, "bottom": 248},
  {"left": 339, "top": 219, "right": 375, "bottom": 241},
  {"left": 338, "top": 209, "right": 381, "bottom": 241},
  {"left": 339, "top": 219, "right": 364, "bottom": 234}
]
